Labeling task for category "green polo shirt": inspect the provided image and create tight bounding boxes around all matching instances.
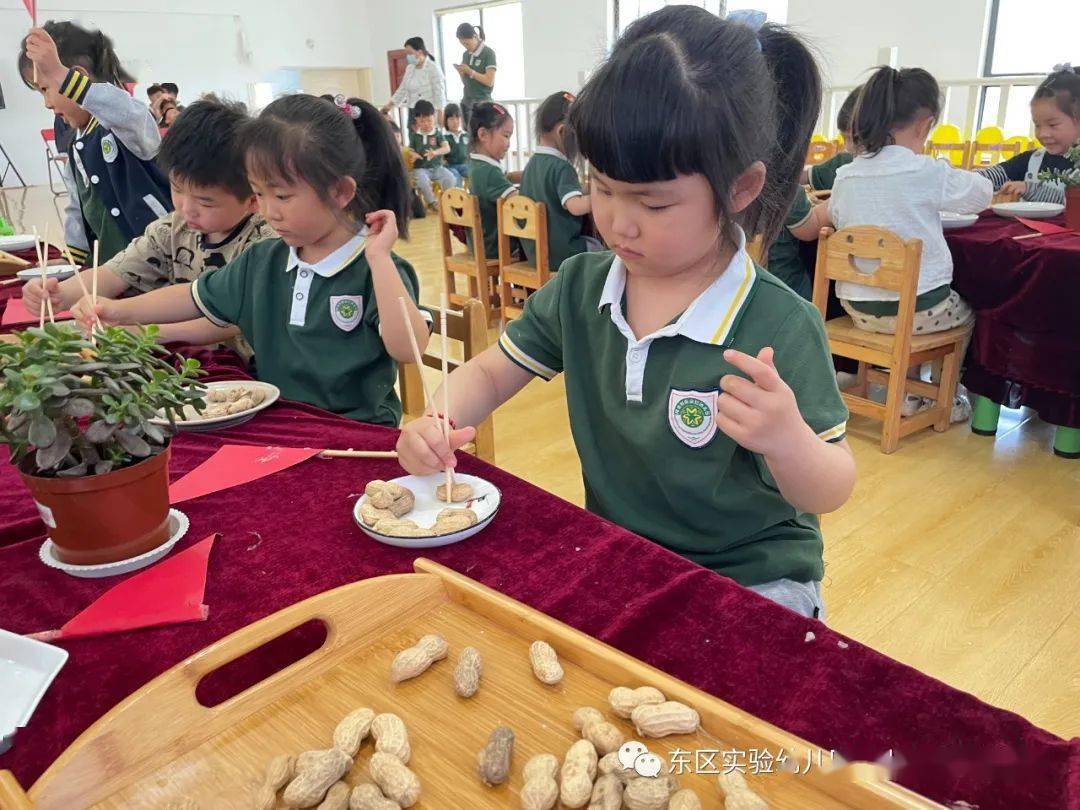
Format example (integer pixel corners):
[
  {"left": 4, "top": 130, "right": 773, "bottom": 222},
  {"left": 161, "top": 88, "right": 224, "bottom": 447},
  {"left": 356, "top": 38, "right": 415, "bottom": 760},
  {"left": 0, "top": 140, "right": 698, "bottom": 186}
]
[
  {"left": 466, "top": 154, "right": 516, "bottom": 261},
  {"left": 520, "top": 147, "right": 587, "bottom": 271},
  {"left": 498, "top": 243, "right": 847, "bottom": 587},
  {"left": 808, "top": 152, "right": 854, "bottom": 191},
  {"left": 409, "top": 129, "right": 447, "bottom": 169},
  {"left": 191, "top": 232, "right": 423, "bottom": 426},
  {"left": 767, "top": 188, "right": 813, "bottom": 301},
  {"left": 445, "top": 131, "right": 469, "bottom": 166},
  {"left": 461, "top": 45, "right": 497, "bottom": 103}
]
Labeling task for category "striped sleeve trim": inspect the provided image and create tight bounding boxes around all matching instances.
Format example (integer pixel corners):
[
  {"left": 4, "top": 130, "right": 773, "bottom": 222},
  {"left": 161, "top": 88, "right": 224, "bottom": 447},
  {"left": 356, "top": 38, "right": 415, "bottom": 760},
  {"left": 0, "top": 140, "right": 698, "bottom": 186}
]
[
  {"left": 979, "top": 163, "right": 1008, "bottom": 190},
  {"left": 66, "top": 245, "right": 90, "bottom": 264},
  {"left": 500, "top": 185, "right": 518, "bottom": 199},
  {"left": 1025, "top": 180, "right": 1065, "bottom": 205},
  {"left": 59, "top": 69, "right": 91, "bottom": 104},
  {"left": 190, "top": 278, "right": 232, "bottom": 328},
  {"left": 498, "top": 333, "right": 557, "bottom": 380},
  {"left": 560, "top": 190, "right": 584, "bottom": 205},
  {"left": 817, "top": 422, "right": 847, "bottom": 443}
]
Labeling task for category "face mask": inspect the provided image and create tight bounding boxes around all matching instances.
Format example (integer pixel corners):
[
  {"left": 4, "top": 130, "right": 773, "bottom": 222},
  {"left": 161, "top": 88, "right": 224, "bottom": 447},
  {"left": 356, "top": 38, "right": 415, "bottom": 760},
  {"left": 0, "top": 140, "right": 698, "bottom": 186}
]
[{"left": 406, "top": 54, "right": 418, "bottom": 65}]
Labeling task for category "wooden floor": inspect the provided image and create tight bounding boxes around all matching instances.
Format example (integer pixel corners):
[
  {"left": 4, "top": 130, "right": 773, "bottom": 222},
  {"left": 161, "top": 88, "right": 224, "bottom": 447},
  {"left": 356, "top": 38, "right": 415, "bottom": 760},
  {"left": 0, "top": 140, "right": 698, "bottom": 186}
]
[{"left": 4, "top": 186, "right": 1078, "bottom": 741}]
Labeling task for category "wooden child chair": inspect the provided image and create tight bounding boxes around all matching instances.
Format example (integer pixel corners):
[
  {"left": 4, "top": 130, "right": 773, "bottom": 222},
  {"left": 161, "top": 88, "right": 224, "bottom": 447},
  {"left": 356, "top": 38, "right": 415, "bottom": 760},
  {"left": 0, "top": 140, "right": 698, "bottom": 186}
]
[
  {"left": 497, "top": 194, "right": 550, "bottom": 322},
  {"left": 969, "top": 126, "right": 1020, "bottom": 168},
  {"left": 926, "top": 124, "right": 971, "bottom": 168},
  {"left": 398, "top": 298, "right": 495, "bottom": 463},
  {"left": 811, "top": 226, "right": 972, "bottom": 454},
  {"left": 438, "top": 187, "right": 501, "bottom": 325}
]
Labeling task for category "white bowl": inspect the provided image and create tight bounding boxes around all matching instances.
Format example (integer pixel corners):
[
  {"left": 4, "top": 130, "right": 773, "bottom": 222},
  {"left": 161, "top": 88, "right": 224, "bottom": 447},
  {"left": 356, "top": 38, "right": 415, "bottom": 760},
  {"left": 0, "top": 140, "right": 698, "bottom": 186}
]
[
  {"left": 150, "top": 380, "right": 280, "bottom": 432},
  {"left": 0, "top": 235, "right": 37, "bottom": 252},
  {"left": 991, "top": 201, "right": 1065, "bottom": 220},
  {"left": 15, "top": 264, "right": 79, "bottom": 282},
  {"left": 940, "top": 212, "right": 979, "bottom": 230},
  {"left": 0, "top": 629, "right": 69, "bottom": 753},
  {"left": 38, "top": 509, "right": 190, "bottom": 578},
  {"left": 353, "top": 473, "right": 500, "bottom": 549}
]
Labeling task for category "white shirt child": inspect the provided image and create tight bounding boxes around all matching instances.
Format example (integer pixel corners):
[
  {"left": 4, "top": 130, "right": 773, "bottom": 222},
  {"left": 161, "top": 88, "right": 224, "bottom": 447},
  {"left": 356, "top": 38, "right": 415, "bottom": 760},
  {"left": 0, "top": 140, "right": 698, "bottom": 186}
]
[{"left": 828, "top": 145, "right": 993, "bottom": 303}]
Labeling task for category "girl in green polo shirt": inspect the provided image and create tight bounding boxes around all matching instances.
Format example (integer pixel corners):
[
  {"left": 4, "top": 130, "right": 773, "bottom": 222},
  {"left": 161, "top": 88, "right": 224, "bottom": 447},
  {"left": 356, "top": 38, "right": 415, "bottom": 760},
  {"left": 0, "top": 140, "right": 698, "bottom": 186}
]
[
  {"left": 520, "top": 91, "right": 593, "bottom": 272},
  {"left": 397, "top": 8, "right": 856, "bottom": 620},
  {"left": 466, "top": 102, "right": 519, "bottom": 262},
  {"left": 73, "top": 94, "right": 431, "bottom": 427}
]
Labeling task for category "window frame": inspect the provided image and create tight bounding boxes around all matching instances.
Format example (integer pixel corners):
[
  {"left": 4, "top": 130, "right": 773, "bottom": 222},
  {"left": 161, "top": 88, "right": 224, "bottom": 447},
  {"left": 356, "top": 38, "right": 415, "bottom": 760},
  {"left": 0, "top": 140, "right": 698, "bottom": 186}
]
[{"left": 982, "top": 0, "right": 1058, "bottom": 78}]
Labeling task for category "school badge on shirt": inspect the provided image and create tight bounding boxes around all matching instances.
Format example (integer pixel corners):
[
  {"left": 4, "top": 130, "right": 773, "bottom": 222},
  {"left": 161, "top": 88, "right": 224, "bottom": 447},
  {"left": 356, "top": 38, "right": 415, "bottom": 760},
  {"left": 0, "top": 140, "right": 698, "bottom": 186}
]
[
  {"left": 101, "top": 133, "right": 119, "bottom": 163},
  {"left": 668, "top": 389, "right": 718, "bottom": 448},
  {"left": 330, "top": 295, "right": 363, "bottom": 332}
]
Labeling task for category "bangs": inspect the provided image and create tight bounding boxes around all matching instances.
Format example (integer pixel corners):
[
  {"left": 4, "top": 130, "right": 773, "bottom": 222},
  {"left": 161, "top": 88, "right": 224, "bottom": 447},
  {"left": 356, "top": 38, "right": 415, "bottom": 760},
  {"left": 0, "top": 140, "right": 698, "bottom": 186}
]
[
  {"left": 571, "top": 36, "right": 715, "bottom": 184},
  {"left": 241, "top": 117, "right": 310, "bottom": 188}
]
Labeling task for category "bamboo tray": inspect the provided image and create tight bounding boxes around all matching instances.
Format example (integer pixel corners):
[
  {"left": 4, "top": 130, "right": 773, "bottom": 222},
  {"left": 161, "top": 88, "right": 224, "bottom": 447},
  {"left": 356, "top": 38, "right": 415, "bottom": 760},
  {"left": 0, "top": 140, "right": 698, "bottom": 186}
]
[{"left": 0, "top": 559, "right": 942, "bottom": 809}]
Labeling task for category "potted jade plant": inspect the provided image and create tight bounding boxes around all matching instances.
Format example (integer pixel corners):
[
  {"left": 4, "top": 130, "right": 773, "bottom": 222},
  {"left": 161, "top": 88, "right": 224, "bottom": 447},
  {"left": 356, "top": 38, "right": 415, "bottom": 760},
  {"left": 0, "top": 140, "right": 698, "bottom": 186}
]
[
  {"left": 1040, "top": 142, "right": 1080, "bottom": 231},
  {"left": 0, "top": 323, "right": 205, "bottom": 565}
]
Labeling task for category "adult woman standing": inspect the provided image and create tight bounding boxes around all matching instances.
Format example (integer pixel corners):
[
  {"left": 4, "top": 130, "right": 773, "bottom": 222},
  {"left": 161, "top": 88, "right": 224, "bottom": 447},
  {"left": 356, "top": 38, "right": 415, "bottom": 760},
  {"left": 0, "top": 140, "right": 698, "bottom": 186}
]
[
  {"left": 454, "top": 23, "right": 496, "bottom": 127},
  {"left": 381, "top": 36, "right": 446, "bottom": 127}
]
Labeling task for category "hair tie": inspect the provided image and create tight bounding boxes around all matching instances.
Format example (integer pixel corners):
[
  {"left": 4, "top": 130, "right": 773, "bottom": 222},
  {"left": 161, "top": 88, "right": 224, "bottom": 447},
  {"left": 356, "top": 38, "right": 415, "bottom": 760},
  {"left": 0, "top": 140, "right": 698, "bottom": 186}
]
[
  {"left": 562, "top": 92, "right": 576, "bottom": 103},
  {"left": 492, "top": 103, "right": 507, "bottom": 115},
  {"left": 334, "top": 93, "right": 361, "bottom": 120},
  {"left": 727, "top": 8, "right": 767, "bottom": 51}
]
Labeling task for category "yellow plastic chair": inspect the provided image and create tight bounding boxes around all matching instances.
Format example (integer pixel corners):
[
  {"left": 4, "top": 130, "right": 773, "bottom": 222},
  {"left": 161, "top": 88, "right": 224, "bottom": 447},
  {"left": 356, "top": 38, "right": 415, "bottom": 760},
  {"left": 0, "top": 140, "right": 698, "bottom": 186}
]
[
  {"left": 811, "top": 133, "right": 828, "bottom": 143},
  {"left": 970, "top": 126, "right": 1019, "bottom": 168},
  {"left": 926, "top": 124, "right": 969, "bottom": 167}
]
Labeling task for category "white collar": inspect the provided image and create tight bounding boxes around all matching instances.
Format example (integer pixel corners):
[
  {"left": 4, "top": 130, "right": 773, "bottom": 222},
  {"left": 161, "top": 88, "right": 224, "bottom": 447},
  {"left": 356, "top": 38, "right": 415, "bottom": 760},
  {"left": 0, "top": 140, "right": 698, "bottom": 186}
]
[
  {"left": 469, "top": 41, "right": 486, "bottom": 57},
  {"left": 597, "top": 227, "right": 757, "bottom": 346},
  {"left": 471, "top": 153, "right": 503, "bottom": 168},
  {"left": 285, "top": 227, "right": 368, "bottom": 278},
  {"left": 534, "top": 145, "right": 569, "bottom": 161}
]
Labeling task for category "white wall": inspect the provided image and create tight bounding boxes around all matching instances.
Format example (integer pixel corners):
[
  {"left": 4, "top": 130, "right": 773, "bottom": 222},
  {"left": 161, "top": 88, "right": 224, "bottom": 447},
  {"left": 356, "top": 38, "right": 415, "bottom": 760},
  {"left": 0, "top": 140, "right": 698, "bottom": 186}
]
[
  {"left": 363, "top": 0, "right": 608, "bottom": 106},
  {"left": 0, "top": 0, "right": 374, "bottom": 187}
]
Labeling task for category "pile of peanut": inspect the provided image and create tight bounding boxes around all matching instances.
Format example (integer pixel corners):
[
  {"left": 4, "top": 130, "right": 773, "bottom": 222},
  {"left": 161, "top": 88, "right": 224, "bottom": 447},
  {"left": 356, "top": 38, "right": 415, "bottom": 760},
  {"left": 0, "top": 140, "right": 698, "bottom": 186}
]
[
  {"left": 250, "top": 632, "right": 768, "bottom": 809},
  {"left": 359, "top": 480, "right": 479, "bottom": 538}
]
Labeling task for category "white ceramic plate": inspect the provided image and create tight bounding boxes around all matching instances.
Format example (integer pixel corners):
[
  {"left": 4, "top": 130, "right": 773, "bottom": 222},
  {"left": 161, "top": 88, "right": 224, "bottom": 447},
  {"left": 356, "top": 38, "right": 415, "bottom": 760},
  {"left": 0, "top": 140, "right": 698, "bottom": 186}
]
[
  {"left": 150, "top": 380, "right": 280, "bottom": 432},
  {"left": 15, "top": 264, "right": 79, "bottom": 281},
  {"left": 940, "top": 212, "right": 979, "bottom": 230},
  {"left": 0, "top": 628, "right": 69, "bottom": 753},
  {"left": 991, "top": 201, "right": 1065, "bottom": 220},
  {"left": 38, "top": 508, "right": 189, "bottom": 579},
  {"left": 0, "top": 235, "right": 37, "bottom": 252},
  {"left": 353, "top": 473, "right": 500, "bottom": 549}
]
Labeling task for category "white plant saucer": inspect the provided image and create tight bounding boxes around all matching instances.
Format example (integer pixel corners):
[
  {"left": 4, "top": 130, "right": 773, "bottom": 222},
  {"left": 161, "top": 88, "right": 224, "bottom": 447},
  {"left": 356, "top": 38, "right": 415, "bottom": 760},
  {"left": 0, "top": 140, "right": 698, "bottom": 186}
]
[{"left": 38, "top": 509, "right": 190, "bottom": 578}]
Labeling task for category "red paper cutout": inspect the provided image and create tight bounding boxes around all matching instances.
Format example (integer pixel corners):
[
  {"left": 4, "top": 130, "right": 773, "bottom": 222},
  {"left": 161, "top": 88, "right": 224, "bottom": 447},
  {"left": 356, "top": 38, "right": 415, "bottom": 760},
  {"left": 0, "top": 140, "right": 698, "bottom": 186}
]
[
  {"left": 168, "top": 445, "right": 321, "bottom": 504},
  {"left": 1, "top": 297, "right": 72, "bottom": 327},
  {"left": 30, "top": 534, "right": 217, "bottom": 641},
  {"left": 1015, "top": 217, "right": 1072, "bottom": 236},
  {"left": 23, "top": 0, "right": 36, "bottom": 24}
]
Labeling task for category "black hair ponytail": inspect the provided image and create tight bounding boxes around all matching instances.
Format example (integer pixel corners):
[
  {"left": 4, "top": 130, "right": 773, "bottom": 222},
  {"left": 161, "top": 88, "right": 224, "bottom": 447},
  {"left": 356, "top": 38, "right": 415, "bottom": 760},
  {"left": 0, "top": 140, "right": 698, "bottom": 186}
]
[
  {"left": 456, "top": 22, "right": 484, "bottom": 42},
  {"left": 18, "top": 20, "right": 134, "bottom": 89},
  {"left": 468, "top": 101, "right": 512, "bottom": 143},
  {"left": 754, "top": 24, "right": 822, "bottom": 247},
  {"left": 242, "top": 94, "right": 410, "bottom": 239},
  {"left": 403, "top": 36, "right": 429, "bottom": 56},
  {"left": 852, "top": 66, "right": 940, "bottom": 156},
  {"left": 348, "top": 97, "right": 410, "bottom": 239}
]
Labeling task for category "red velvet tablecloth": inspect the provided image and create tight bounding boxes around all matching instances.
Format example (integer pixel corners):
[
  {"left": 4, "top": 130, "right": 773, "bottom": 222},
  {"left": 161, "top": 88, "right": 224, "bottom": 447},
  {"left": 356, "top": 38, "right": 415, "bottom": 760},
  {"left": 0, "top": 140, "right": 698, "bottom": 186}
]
[
  {"left": 0, "top": 349, "right": 1079, "bottom": 809},
  {"left": 947, "top": 213, "right": 1080, "bottom": 427}
]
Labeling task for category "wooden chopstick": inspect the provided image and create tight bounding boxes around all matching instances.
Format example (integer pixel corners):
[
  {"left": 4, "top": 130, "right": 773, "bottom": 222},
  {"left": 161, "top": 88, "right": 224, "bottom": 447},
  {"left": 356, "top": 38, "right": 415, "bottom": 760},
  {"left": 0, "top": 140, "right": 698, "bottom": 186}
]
[
  {"left": 1012, "top": 231, "right": 1073, "bottom": 241},
  {"left": 440, "top": 291, "right": 453, "bottom": 494},
  {"left": 319, "top": 449, "right": 399, "bottom": 459}
]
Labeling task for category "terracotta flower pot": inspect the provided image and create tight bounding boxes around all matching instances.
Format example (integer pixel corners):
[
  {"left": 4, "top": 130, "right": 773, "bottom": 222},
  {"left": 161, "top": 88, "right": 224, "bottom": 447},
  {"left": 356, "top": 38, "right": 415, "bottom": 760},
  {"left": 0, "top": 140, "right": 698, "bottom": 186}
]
[
  {"left": 20, "top": 445, "right": 172, "bottom": 565},
  {"left": 1066, "top": 186, "right": 1080, "bottom": 232}
]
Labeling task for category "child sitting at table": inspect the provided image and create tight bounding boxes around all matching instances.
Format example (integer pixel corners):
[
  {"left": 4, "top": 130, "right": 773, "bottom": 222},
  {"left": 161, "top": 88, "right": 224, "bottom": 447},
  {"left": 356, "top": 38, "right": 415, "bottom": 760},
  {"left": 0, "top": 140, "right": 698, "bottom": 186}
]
[
  {"left": 24, "top": 97, "right": 273, "bottom": 355},
  {"left": 520, "top": 91, "right": 593, "bottom": 272},
  {"left": 803, "top": 85, "right": 860, "bottom": 191},
  {"left": 397, "top": 7, "right": 856, "bottom": 620},
  {"left": 978, "top": 66, "right": 1080, "bottom": 205},
  {"left": 467, "top": 101, "right": 519, "bottom": 261},
  {"left": 407, "top": 99, "right": 458, "bottom": 212},
  {"left": 20, "top": 23, "right": 172, "bottom": 265},
  {"left": 824, "top": 66, "right": 992, "bottom": 418},
  {"left": 443, "top": 104, "right": 470, "bottom": 183},
  {"left": 74, "top": 94, "right": 431, "bottom": 427}
]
